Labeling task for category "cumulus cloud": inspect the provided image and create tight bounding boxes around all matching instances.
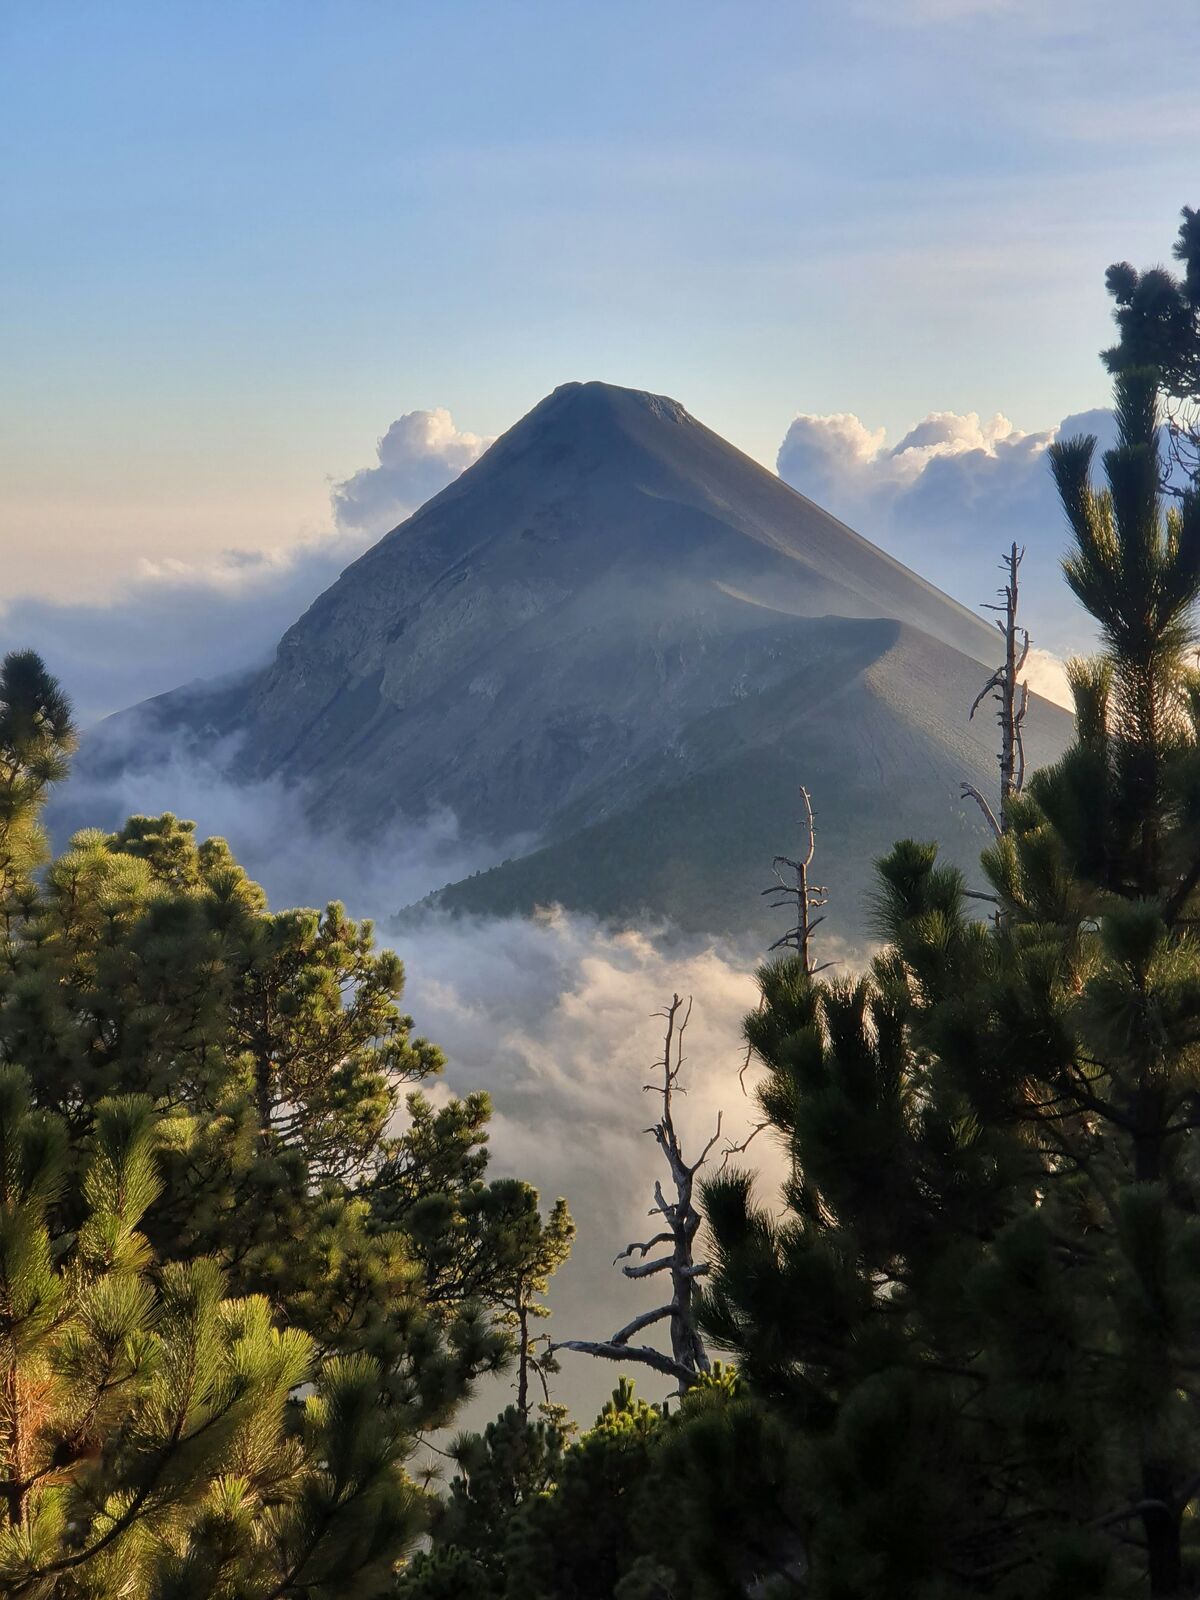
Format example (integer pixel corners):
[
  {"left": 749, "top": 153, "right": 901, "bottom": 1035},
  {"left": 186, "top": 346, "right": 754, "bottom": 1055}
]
[
  {"left": 331, "top": 408, "right": 493, "bottom": 534},
  {"left": 779, "top": 406, "right": 1060, "bottom": 513},
  {"left": 778, "top": 404, "right": 1123, "bottom": 657},
  {"left": 1021, "top": 646, "right": 1073, "bottom": 712},
  {"left": 1, "top": 403, "right": 491, "bottom": 726}
]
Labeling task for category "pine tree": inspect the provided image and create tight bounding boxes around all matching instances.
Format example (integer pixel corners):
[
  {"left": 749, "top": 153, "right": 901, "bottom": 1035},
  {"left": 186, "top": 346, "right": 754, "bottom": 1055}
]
[
  {"left": 1104, "top": 205, "right": 1200, "bottom": 489},
  {"left": 0, "top": 1065, "right": 425, "bottom": 1598},
  {"left": 0, "top": 803, "right": 510, "bottom": 1417},
  {"left": 368, "top": 1097, "right": 574, "bottom": 1412},
  {"left": 692, "top": 368, "right": 1200, "bottom": 1598},
  {"left": 0, "top": 651, "right": 75, "bottom": 939},
  {"left": 405, "top": 1382, "right": 675, "bottom": 1600},
  {"left": 396, "top": 1404, "right": 569, "bottom": 1598},
  {"left": 503, "top": 1379, "right": 666, "bottom": 1600},
  {"left": 422, "top": 1371, "right": 764, "bottom": 1600},
  {"left": 464, "top": 1182, "right": 574, "bottom": 1415},
  {"left": 0, "top": 655, "right": 575, "bottom": 1592}
]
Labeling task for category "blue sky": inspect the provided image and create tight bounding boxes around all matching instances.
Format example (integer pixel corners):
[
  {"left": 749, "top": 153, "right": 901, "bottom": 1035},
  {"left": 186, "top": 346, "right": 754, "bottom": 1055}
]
[{"left": 2, "top": 0, "right": 1198, "bottom": 634}]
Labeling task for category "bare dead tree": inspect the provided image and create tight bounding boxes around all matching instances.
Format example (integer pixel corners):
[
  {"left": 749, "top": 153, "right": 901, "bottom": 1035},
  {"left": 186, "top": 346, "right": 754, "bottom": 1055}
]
[
  {"left": 551, "top": 995, "right": 718, "bottom": 1393},
  {"left": 723, "top": 787, "right": 837, "bottom": 1170},
  {"left": 961, "top": 541, "right": 1030, "bottom": 838},
  {"left": 760, "top": 786, "right": 834, "bottom": 975}
]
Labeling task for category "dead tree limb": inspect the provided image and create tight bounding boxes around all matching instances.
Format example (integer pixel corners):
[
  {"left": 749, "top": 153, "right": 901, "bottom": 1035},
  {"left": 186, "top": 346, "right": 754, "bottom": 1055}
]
[
  {"left": 546, "top": 1338, "right": 698, "bottom": 1389},
  {"left": 760, "top": 786, "right": 834, "bottom": 974},
  {"left": 961, "top": 542, "right": 1030, "bottom": 835},
  {"left": 723, "top": 786, "right": 833, "bottom": 1171},
  {"left": 552, "top": 994, "right": 714, "bottom": 1392},
  {"left": 960, "top": 782, "right": 1002, "bottom": 841},
  {"left": 719, "top": 1117, "right": 770, "bottom": 1171}
]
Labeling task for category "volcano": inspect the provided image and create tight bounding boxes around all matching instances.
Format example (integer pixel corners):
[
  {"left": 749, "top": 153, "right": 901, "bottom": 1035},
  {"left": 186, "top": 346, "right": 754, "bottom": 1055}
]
[{"left": 117, "top": 381, "right": 1073, "bottom": 943}]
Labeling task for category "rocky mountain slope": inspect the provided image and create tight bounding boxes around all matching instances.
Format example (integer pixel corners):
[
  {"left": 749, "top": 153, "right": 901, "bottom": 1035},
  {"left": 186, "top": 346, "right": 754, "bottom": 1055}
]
[{"left": 114, "top": 381, "right": 1073, "bottom": 943}]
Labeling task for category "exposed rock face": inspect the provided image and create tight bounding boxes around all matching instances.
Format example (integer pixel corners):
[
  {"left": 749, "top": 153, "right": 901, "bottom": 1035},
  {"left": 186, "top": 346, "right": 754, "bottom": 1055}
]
[{"left": 113, "top": 381, "right": 1073, "bottom": 942}]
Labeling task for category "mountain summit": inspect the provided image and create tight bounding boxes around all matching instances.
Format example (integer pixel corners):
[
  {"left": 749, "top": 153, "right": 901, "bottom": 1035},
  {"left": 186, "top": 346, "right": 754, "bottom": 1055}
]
[{"left": 122, "top": 381, "right": 1071, "bottom": 941}]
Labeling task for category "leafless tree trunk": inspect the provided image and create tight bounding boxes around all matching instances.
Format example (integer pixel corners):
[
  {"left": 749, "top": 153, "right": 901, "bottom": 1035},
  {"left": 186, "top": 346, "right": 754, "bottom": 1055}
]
[
  {"left": 722, "top": 786, "right": 836, "bottom": 1174},
  {"left": 761, "top": 786, "right": 833, "bottom": 975},
  {"left": 552, "top": 995, "right": 718, "bottom": 1393},
  {"left": 961, "top": 541, "right": 1030, "bottom": 837}
]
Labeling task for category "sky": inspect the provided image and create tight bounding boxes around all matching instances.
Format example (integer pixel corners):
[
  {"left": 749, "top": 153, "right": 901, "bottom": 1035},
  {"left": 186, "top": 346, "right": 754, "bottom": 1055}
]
[{"left": 2, "top": 0, "right": 1199, "bottom": 640}]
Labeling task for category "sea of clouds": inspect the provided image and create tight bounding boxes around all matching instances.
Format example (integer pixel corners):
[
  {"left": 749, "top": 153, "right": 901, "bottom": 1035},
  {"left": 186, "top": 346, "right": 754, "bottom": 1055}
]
[{"left": 51, "top": 731, "right": 783, "bottom": 1422}]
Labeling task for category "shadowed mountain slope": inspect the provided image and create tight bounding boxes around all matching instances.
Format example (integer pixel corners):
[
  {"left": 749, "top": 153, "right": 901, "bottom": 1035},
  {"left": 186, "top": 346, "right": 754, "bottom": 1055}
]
[{"left": 108, "top": 381, "right": 1073, "bottom": 942}]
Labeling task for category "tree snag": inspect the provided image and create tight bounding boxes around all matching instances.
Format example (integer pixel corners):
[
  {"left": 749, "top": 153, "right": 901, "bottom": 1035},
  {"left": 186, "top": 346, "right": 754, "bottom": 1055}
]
[
  {"left": 961, "top": 541, "right": 1030, "bottom": 837},
  {"left": 760, "top": 785, "right": 833, "bottom": 975},
  {"left": 551, "top": 995, "right": 717, "bottom": 1393}
]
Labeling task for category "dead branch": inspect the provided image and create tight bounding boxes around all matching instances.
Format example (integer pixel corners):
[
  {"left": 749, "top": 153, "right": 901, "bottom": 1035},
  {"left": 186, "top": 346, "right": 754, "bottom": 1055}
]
[
  {"left": 552, "top": 994, "right": 714, "bottom": 1391},
  {"left": 614, "top": 1234, "right": 673, "bottom": 1265},
  {"left": 720, "top": 1117, "right": 770, "bottom": 1171},
  {"left": 621, "top": 1256, "right": 675, "bottom": 1278},
  {"left": 609, "top": 1305, "right": 676, "bottom": 1345},
  {"left": 969, "top": 669, "right": 1004, "bottom": 723},
  {"left": 761, "top": 786, "right": 835, "bottom": 974},
  {"left": 962, "top": 542, "right": 1030, "bottom": 836},
  {"left": 960, "top": 782, "right": 1002, "bottom": 841},
  {"left": 551, "top": 1339, "right": 698, "bottom": 1388}
]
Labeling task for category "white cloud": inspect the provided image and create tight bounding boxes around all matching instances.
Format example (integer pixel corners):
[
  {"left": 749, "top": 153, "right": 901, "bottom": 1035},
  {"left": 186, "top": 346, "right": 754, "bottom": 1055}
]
[
  {"left": 0, "top": 532, "right": 371, "bottom": 726},
  {"left": 778, "top": 404, "right": 1121, "bottom": 657},
  {"left": 54, "top": 730, "right": 519, "bottom": 913},
  {"left": 778, "top": 406, "right": 1056, "bottom": 507},
  {"left": 1, "top": 403, "right": 491, "bottom": 726},
  {"left": 1021, "top": 646, "right": 1073, "bottom": 712},
  {"left": 331, "top": 408, "right": 494, "bottom": 534}
]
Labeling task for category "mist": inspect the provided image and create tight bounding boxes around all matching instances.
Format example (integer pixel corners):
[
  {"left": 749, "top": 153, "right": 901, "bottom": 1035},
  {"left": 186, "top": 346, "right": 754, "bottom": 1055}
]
[{"left": 53, "top": 737, "right": 805, "bottom": 1422}]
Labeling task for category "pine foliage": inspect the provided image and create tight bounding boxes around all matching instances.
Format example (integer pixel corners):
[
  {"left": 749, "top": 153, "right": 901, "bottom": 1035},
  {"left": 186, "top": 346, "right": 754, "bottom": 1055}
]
[
  {"left": 689, "top": 370, "right": 1200, "bottom": 1597},
  {"left": 0, "top": 1065, "right": 424, "bottom": 1597},
  {"left": 0, "top": 655, "right": 575, "bottom": 1596}
]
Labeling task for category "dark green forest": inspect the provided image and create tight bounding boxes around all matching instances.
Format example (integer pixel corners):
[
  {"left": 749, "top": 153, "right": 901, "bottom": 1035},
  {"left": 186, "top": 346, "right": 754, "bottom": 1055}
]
[{"left": 3, "top": 210, "right": 1200, "bottom": 1598}]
